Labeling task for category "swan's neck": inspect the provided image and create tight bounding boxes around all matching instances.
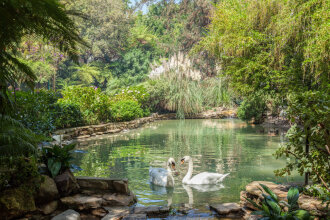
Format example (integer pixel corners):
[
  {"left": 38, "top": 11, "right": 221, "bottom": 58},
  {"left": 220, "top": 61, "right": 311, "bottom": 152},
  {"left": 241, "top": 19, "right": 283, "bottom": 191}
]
[
  {"left": 167, "top": 165, "right": 172, "bottom": 172},
  {"left": 183, "top": 159, "right": 193, "bottom": 183}
]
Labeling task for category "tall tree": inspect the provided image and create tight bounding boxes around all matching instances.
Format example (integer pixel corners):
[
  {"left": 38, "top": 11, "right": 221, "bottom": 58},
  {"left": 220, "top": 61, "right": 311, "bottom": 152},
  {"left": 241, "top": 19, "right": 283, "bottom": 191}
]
[
  {"left": 196, "top": 0, "right": 329, "bottom": 188},
  {"left": 64, "top": 0, "right": 132, "bottom": 63}
]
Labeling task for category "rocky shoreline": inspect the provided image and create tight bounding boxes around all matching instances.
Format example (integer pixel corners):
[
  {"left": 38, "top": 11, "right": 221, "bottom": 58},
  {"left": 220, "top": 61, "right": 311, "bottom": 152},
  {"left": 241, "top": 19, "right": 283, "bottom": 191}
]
[
  {"left": 52, "top": 107, "right": 237, "bottom": 142},
  {"left": 2, "top": 177, "right": 327, "bottom": 220}
]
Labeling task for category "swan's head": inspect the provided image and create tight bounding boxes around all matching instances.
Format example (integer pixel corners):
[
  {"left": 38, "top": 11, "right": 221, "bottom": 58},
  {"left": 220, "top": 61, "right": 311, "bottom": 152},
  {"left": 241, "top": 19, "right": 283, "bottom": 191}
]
[
  {"left": 167, "top": 157, "right": 176, "bottom": 171},
  {"left": 180, "top": 156, "right": 191, "bottom": 164}
]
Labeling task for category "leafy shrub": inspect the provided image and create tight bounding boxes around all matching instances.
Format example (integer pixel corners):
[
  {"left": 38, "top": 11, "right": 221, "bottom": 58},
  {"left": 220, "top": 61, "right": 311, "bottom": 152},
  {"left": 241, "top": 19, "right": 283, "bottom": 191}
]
[
  {"left": 0, "top": 156, "right": 42, "bottom": 192},
  {"left": 246, "top": 184, "right": 312, "bottom": 219},
  {"left": 41, "top": 144, "right": 75, "bottom": 177},
  {"left": 53, "top": 103, "right": 84, "bottom": 129},
  {"left": 111, "top": 100, "right": 144, "bottom": 122},
  {"left": 145, "top": 79, "right": 168, "bottom": 113},
  {"left": 274, "top": 91, "right": 329, "bottom": 188},
  {"left": 237, "top": 91, "right": 267, "bottom": 124},
  {"left": 10, "top": 90, "right": 84, "bottom": 133},
  {"left": 112, "top": 85, "right": 150, "bottom": 108},
  {"left": 58, "top": 86, "right": 111, "bottom": 124},
  {"left": 10, "top": 90, "right": 60, "bottom": 134}
]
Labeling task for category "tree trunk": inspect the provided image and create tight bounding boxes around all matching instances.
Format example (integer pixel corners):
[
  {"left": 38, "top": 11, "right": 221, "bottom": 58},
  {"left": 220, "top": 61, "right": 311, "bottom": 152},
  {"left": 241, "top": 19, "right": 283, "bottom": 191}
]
[
  {"left": 53, "top": 73, "right": 56, "bottom": 91},
  {"left": 305, "top": 126, "right": 310, "bottom": 186}
]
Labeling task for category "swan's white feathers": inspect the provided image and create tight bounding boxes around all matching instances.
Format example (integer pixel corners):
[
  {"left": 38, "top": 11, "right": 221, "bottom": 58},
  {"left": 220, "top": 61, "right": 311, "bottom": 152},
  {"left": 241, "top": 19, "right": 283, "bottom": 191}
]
[
  {"left": 187, "top": 172, "right": 229, "bottom": 184},
  {"left": 181, "top": 156, "right": 229, "bottom": 185},
  {"left": 149, "top": 158, "right": 175, "bottom": 187}
]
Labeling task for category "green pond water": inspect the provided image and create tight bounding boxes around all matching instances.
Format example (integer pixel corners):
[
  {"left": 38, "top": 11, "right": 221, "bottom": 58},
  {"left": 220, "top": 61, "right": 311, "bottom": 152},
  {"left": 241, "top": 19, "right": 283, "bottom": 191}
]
[{"left": 72, "top": 119, "right": 301, "bottom": 211}]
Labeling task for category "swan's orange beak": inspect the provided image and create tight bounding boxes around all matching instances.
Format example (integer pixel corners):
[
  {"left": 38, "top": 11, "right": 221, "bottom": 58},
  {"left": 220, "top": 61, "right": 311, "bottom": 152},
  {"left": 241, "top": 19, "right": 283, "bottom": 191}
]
[{"left": 180, "top": 159, "right": 185, "bottom": 165}]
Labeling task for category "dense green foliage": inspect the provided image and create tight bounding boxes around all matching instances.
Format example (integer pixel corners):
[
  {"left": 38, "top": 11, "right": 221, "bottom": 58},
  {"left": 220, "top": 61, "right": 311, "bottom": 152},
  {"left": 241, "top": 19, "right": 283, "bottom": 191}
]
[
  {"left": 274, "top": 91, "right": 330, "bottom": 189},
  {"left": 10, "top": 90, "right": 83, "bottom": 134},
  {"left": 237, "top": 92, "right": 267, "bottom": 124},
  {"left": 58, "top": 86, "right": 111, "bottom": 124},
  {"left": 198, "top": 0, "right": 329, "bottom": 189},
  {"left": 111, "top": 100, "right": 144, "bottom": 122},
  {"left": 246, "top": 184, "right": 312, "bottom": 219},
  {"left": 11, "top": 90, "right": 83, "bottom": 132}
]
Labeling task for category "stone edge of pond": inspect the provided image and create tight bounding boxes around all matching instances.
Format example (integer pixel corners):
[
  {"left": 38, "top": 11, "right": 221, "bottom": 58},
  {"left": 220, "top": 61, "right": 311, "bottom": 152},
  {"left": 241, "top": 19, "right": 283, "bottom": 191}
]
[
  {"left": 0, "top": 172, "right": 137, "bottom": 220},
  {"left": 52, "top": 107, "right": 237, "bottom": 142},
  {"left": 4, "top": 179, "right": 326, "bottom": 219}
]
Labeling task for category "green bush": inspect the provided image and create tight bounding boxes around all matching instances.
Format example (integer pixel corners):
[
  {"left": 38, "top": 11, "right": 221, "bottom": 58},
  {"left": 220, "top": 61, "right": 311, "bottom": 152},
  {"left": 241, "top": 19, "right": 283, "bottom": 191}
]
[
  {"left": 10, "top": 90, "right": 60, "bottom": 134},
  {"left": 237, "top": 92, "right": 267, "bottom": 124},
  {"left": 111, "top": 100, "right": 144, "bottom": 122},
  {"left": 53, "top": 103, "right": 84, "bottom": 129},
  {"left": 10, "top": 90, "right": 84, "bottom": 134},
  {"left": 112, "top": 85, "right": 150, "bottom": 108},
  {"left": 58, "top": 86, "right": 111, "bottom": 124}
]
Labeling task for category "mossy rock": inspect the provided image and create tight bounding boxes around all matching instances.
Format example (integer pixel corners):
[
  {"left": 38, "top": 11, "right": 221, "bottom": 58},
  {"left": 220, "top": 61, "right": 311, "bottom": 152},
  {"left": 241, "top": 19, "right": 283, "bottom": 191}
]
[{"left": 0, "top": 187, "right": 36, "bottom": 219}]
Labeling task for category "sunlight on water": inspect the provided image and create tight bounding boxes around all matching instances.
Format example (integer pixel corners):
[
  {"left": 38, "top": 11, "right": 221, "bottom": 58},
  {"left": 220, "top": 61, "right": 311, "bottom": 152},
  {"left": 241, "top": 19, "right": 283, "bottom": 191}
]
[{"left": 72, "top": 119, "right": 302, "bottom": 211}]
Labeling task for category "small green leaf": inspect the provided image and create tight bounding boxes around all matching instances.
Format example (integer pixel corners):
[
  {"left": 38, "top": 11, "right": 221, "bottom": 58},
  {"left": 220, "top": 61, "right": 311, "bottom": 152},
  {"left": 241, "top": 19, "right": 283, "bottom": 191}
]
[
  {"left": 244, "top": 196, "right": 263, "bottom": 210},
  {"left": 48, "top": 158, "right": 61, "bottom": 177},
  {"left": 293, "top": 210, "right": 311, "bottom": 220},
  {"left": 265, "top": 199, "right": 281, "bottom": 215},
  {"left": 287, "top": 187, "right": 299, "bottom": 206},
  {"left": 260, "top": 184, "right": 278, "bottom": 202}
]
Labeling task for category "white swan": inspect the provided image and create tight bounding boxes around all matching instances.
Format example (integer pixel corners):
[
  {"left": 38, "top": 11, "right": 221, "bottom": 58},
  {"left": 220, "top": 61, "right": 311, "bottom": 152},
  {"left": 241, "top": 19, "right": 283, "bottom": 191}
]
[
  {"left": 149, "top": 158, "right": 176, "bottom": 187},
  {"left": 181, "top": 156, "right": 229, "bottom": 184}
]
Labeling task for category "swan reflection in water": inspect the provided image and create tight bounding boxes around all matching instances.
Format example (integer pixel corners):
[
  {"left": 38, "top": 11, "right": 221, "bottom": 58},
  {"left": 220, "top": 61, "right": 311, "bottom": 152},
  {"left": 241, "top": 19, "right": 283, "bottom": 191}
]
[
  {"left": 182, "top": 184, "right": 225, "bottom": 208},
  {"left": 149, "top": 183, "right": 174, "bottom": 206}
]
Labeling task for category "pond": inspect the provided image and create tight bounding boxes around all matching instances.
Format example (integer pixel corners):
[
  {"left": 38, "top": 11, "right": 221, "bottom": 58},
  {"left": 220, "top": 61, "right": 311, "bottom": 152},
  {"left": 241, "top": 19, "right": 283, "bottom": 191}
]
[{"left": 72, "top": 119, "right": 301, "bottom": 212}]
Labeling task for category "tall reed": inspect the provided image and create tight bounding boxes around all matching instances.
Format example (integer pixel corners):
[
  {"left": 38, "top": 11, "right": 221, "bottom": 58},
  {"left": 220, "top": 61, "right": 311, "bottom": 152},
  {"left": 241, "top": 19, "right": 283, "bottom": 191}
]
[{"left": 148, "top": 53, "right": 232, "bottom": 118}]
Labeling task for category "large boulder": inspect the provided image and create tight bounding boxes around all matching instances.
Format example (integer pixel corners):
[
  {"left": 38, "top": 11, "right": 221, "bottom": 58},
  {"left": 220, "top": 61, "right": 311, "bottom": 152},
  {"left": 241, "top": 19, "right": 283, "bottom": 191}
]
[
  {"left": 36, "top": 175, "right": 59, "bottom": 204},
  {"left": 0, "top": 187, "right": 36, "bottom": 220},
  {"left": 55, "top": 170, "right": 80, "bottom": 196},
  {"left": 51, "top": 209, "right": 80, "bottom": 220}
]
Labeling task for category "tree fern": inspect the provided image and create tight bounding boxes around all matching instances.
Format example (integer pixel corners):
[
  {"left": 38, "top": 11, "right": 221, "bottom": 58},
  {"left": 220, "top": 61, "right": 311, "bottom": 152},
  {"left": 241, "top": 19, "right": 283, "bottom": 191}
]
[
  {"left": 0, "top": 0, "right": 87, "bottom": 112},
  {"left": 0, "top": 115, "right": 39, "bottom": 157}
]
